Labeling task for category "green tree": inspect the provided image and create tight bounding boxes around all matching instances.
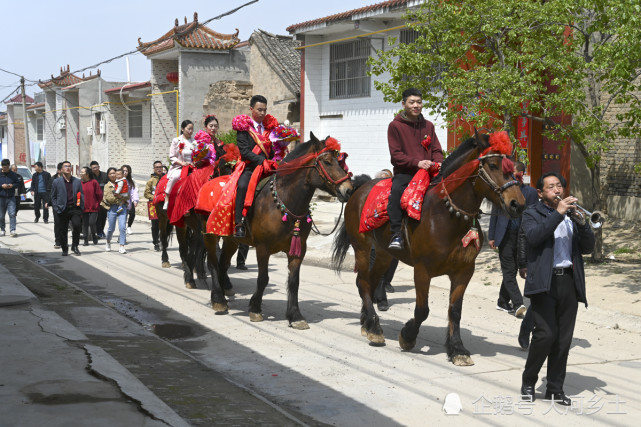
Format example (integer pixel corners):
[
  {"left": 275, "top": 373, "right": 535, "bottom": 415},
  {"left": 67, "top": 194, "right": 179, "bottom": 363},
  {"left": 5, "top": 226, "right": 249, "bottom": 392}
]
[{"left": 370, "top": 0, "right": 641, "bottom": 261}]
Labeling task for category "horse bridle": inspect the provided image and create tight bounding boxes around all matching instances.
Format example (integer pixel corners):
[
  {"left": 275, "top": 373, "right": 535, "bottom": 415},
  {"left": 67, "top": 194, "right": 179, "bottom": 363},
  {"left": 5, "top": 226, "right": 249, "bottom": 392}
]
[
  {"left": 313, "top": 151, "right": 352, "bottom": 186},
  {"left": 476, "top": 153, "right": 520, "bottom": 195}
]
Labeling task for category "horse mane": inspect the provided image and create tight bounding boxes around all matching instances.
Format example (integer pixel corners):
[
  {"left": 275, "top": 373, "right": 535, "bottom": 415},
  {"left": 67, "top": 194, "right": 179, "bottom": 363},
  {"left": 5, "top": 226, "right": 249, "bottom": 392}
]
[
  {"left": 277, "top": 137, "right": 325, "bottom": 175},
  {"left": 439, "top": 134, "right": 489, "bottom": 178}
]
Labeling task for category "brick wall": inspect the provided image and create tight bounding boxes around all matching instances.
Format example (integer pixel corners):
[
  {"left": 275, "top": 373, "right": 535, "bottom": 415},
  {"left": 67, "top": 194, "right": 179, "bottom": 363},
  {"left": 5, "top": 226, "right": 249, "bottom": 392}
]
[
  {"left": 150, "top": 59, "right": 178, "bottom": 153},
  {"left": 203, "top": 80, "right": 254, "bottom": 133}
]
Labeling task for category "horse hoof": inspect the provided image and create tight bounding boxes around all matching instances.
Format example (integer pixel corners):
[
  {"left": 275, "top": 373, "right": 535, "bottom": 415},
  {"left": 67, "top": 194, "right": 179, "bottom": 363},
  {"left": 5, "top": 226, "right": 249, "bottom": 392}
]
[
  {"left": 290, "top": 320, "right": 310, "bottom": 330},
  {"left": 162, "top": 262, "right": 171, "bottom": 268},
  {"left": 212, "top": 303, "right": 228, "bottom": 314},
  {"left": 249, "top": 312, "right": 264, "bottom": 322},
  {"left": 452, "top": 355, "right": 475, "bottom": 366},
  {"left": 367, "top": 332, "right": 385, "bottom": 345},
  {"left": 398, "top": 333, "right": 416, "bottom": 351},
  {"left": 185, "top": 282, "right": 196, "bottom": 289},
  {"left": 224, "top": 288, "right": 235, "bottom": 297}
]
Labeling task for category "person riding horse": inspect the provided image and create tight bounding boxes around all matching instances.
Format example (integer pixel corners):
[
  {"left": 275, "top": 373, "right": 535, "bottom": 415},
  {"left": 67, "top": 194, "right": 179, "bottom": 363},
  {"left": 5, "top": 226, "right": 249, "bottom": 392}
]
[
  {"left": 234, "top": 94, "right": 280, "bottom": 238},
  {"left": 387, "top": 87, "right": 443, "bottom": 250}
]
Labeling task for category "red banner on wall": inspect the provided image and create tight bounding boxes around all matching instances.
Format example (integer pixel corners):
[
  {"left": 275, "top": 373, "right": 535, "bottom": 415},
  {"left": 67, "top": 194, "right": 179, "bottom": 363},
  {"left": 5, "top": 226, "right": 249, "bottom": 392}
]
[{"left": 517, "top": 102, "right": 529, "bottom": 149}]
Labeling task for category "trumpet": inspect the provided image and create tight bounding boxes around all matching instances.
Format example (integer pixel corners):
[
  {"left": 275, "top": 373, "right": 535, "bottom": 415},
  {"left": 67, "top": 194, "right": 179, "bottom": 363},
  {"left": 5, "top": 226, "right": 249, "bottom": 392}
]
[{"left": 555, "top": 196, "right": 605, "bottom": 229}]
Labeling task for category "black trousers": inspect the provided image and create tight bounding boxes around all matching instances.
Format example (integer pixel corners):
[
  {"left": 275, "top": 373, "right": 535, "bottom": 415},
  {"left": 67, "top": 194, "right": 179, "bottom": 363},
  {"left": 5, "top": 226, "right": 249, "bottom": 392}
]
[
  {"left": 387, "top": 173, "right": 412, "bottom": 234},
  {"left": 58, "top": 206, "right": 83, "bottom": 251},
  {"left": 234, "top": 169, "right": 254, "bottom": 225},
  {"left": 52, "top": 209, "right": 61, "bottom": 246},
  {"left": 151, "top": 219, "right": 159, "bottom": 245},
  {"left": 96, "top": 205, "right": 107, "bottom": 235},
  {"left": 34, "top": 192, "right": 49, "bottom": 221},
  {"left": 497, "top": 229, "right": 524, "bottom": 307},
  {"left": 82, "top": 212, "right": 98, "bottom": 243},
  {"left": 522, "top": 273, "right": 579, "bottom": 394},
  {"left": 128, "top": 206, "right": 136, "bottom": 228},
  {"left": 236, "top": 243, "right": 249, "bottom": 266}
]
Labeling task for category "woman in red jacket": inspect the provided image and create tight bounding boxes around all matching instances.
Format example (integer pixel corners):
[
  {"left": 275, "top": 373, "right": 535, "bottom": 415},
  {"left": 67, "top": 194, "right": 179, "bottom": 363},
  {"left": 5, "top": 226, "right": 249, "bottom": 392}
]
[{"left": 80, "top": 166, "right": 103, "bottom": 246}]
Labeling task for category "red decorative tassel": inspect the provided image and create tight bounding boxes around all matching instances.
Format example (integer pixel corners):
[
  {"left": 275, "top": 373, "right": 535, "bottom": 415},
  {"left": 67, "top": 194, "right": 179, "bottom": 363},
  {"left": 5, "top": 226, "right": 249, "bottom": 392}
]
[
  {"left": 76, "top": 192, "right": 81, "bottom": 206},
  {"left": 289, "top": 220, "right": 302, "bottom": 257}
]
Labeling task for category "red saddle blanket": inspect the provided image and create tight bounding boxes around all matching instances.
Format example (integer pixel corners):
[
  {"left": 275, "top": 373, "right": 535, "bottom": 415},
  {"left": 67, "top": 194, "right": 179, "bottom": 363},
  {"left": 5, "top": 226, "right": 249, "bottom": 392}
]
[
  {"left": 359, "top": 169, "right": 435, "bottom": 233},
  {"left": 169, "top": 165, "right": 215, "bottom": 227},
  {"left": 195, "top": 176, "right": 231, "bottom": 215},
  {"left": 151, "top": 175, "right": 168, "bottom": 205}
]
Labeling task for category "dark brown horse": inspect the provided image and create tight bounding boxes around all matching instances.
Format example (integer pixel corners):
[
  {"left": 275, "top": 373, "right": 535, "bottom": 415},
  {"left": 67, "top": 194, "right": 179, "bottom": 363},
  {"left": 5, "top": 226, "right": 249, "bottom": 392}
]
[
  {"left": 205, "top": 133, "right": 353, "bottom": 329},
  {"left": 332, "top": 131, "right": 525, "bottom": 365}
]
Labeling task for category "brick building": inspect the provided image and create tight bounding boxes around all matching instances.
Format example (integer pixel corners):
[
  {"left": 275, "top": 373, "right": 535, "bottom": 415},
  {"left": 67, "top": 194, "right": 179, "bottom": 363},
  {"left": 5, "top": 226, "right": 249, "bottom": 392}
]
[{"left": 2, "top": 94, "right": 34, "bottom": 165}]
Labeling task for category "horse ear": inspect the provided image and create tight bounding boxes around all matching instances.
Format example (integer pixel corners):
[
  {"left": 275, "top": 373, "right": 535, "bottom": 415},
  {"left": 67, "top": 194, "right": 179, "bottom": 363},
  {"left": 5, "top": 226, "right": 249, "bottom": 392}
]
[
  {"left": 310, "top": 132, "right": 318, "bottom": 142},
  {"left": 473, "top": 127, "right": 479, "bottom": 142}
]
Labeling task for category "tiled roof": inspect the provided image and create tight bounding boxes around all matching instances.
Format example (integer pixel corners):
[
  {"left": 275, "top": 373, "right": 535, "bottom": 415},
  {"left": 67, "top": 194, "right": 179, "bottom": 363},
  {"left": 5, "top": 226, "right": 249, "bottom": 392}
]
[
  {"left": 286, "top": 0, "right": 409, "bottom": 33},
  {"left": 26, "top": 103, "right": 45, "bottom": 110},
  {"left": 250, "top": 30, "right": 301, "bottom": 96},
  {"left": 38, "top": 65, "right": 83, "bottom": 89},
  {"left": 5, "top": 94, "right": 35, "bottom": 104},
  {"left": 138, "top": 12, "right": 240, "bottom": 56},
  {"left": 104, "top": 81, "right": 151, "bottom": 95}
]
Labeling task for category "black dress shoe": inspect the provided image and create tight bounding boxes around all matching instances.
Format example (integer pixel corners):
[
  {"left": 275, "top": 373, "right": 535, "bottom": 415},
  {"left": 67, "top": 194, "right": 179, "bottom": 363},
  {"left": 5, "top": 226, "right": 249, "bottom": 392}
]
[
  {"left": 521, "top": 383, "right": 536, "bottom": 401},
  {"left": 93, "top": 235, "right": 99, "bottom": 244},
  {"left": 234, "top": 225, "right": 246, "bottom": 238},
  {"left": 72, "top": 246, "right": 81, "bottom": 256},
  {"left": 388, "top": 233, "right": 403, "bottom": 250},
  {"left": 544, "top": 391, "right": 571, "bottom": 406},
  {"left": 518, "top": 331, "right": 530, "bottom": 350},
  {"left": 83, "top": 241, "right": 90, "bottom": 247},
  {"left": 44, "top": 220, "right": 49, "bottom": 224},
  {"left": 236, "top": 264, "right": 248, "bottom": 270},
  {"left": 34, "top": 218, "right": 39, "bottom": 223},
  {"left": 62, "top": 251, "right": 68, "bottom": 256}
]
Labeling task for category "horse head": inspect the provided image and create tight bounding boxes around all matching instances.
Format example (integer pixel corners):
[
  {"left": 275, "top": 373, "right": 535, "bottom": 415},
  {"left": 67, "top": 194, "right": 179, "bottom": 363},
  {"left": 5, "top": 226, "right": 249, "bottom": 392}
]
[
  {"left": 279, "top": 132, "right": 353, "bottom": 202},
  {"left": 474, "top": 131, "right": 525, "bottom": 218}
]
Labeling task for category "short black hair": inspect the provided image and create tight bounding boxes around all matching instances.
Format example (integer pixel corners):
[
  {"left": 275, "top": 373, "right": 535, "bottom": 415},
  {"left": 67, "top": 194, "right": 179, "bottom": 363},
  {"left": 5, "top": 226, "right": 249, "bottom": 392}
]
[
  {"left": 57, "top": 162, "right": 64, "bottom": 171},
  {"left": 1, "top": 159, "right": 9, "bottom": 166},
  {"left": 153, "top": 160, "right": 163, "bottom": 166},
  {"left": 90, "top": 160, "right": 99, "bottom": 167},
  {"left": 181, "top": 120, "right": 193, "bottom": 131},
  {"left": 515, "top": 161, "right": 526, "bottom": 173},
  {"left": 61, "top": 160, "right": 71, "bottom": 167},
  {"left": 402, "top": 88, "right": 422, "bottom": 102},
  {"left": 204, "top": 115, "right": 218, "bottom": 127},
  {"left": 250, "top": 95, "right": 267, "bottom": 107},
  {"left": 35, "top": 161, "right": 43, "bottom": 168},
  {"left": 536, "top": 172, "right": 567, "bottom": 190}
]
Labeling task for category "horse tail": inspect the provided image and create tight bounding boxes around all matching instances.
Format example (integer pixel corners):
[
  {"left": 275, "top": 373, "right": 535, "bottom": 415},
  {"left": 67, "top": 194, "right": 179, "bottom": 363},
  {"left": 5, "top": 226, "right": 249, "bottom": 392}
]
[{"left": 331, "top": 174, "right": 371, "bottom": 273}]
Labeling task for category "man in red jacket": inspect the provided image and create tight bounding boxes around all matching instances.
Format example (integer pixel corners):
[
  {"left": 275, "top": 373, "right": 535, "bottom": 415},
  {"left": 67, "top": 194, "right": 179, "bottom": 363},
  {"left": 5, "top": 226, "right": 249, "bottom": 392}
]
[{"left": 387, "top": 88, "right": 443, "bottom": 250}]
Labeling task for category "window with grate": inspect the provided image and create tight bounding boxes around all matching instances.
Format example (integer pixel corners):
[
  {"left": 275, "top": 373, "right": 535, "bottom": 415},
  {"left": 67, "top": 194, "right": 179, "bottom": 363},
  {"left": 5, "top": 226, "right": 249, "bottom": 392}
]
[
  {"left": 128, "top": 104, "right": 143, "bottom": 138},
  {"left": 400, "top": 29, "right": 420, "bottom": 45},
  {"left": 330, "top": 39, "right": 371, "bottom": 99},
  {"left": 36, "top": 118, "right": 44, "bottom": 140}
]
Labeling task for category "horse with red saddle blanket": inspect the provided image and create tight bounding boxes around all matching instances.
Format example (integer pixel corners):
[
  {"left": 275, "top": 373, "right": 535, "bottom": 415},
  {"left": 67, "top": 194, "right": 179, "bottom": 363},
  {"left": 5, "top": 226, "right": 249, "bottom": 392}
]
[
  {"left": 199, "top": 133, "right": 353, "bottom": 329},
  {"left": 332, "top": 130, "right": 526, "bottom": 365}
]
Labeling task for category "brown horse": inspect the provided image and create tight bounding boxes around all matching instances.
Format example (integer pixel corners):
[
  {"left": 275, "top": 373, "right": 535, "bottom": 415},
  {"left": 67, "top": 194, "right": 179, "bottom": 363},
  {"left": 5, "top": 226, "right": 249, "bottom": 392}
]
[
  {"left": 331, "top": 131, "right": 525, "bottom": 365},
  {"left": 205, "top": 133, "right": 353, "bottom": 329}
]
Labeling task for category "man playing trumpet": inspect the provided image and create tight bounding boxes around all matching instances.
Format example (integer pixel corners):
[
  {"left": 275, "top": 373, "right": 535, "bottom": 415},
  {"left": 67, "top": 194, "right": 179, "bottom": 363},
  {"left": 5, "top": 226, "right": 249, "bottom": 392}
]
[{"left": 519, "top": 172, "right": 595, "bottom": 406}]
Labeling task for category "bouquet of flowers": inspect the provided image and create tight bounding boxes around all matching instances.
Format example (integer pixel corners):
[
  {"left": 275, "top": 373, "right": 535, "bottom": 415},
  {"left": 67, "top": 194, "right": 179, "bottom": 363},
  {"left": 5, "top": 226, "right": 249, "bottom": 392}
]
[
  {"left": 269, "top": 124, "right": 299, "bottom": 162},
  {"left": 192, "top": 130, "right": 216, "bottom": 166}
]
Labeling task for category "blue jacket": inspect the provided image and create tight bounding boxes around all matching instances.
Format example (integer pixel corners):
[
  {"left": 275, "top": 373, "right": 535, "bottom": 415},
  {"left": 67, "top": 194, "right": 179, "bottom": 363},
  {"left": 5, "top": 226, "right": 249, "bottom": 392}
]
[
  {"left": 50, "top": 176, "right": 84, "bottom": 214},
  {"left": 0, "top": 170, "right": 20, "bottom": 198},
  {"left": 521, "top": 201, "right": 595, "bottom": 306},
  {"left": 32, "top": 170, "right": 52, "bottom": 196},
  {"left": 489, "top": 184, "right": 538, "bottom": 246}
]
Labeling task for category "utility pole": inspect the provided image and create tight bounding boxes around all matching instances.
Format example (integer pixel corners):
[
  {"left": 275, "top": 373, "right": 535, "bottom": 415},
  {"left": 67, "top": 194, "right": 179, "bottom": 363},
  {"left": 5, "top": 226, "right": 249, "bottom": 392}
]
[{"left": 20, "top": 76, "right": 32, "bottom": 167}]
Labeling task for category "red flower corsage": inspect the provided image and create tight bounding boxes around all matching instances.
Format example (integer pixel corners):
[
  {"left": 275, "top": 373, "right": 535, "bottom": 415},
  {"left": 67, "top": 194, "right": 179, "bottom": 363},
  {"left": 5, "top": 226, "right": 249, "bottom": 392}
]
[
  {"left": 178, "top": 142, "right": 185, "bottom": 153},
  {"left": 262, "top": 114, "right": 278, "bottom": 132},
  {"left": 421, "top": 135, "right": 431, "bottom": 151}
]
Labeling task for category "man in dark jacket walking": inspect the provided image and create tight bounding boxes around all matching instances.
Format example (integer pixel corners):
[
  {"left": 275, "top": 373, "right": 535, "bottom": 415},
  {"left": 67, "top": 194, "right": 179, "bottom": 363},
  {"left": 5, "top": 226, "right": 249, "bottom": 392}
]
[
  {"left": 90, "top": 160, "right": 109, "bottom": 238},
  {"left": 0, "top": 159, "right": 20, "bottom": 237},
  {"left": 386, "top": 87, "right": 443, "bottom": 250},
  {"left": 520, "top": 172, "right": 594, "bottom": 406},
  {"left": 51, "top": 161, "right": 84, "bottom": 256},
  {"left": 31, "top": 161, "right": 52, "bottom": 223}
]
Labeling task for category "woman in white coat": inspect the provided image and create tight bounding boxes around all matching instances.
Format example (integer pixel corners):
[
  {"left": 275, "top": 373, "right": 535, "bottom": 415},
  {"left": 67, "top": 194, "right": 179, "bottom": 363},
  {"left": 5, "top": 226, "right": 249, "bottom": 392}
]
[{"left": 164, "top": 120, "right": 194, "bottom": 210}]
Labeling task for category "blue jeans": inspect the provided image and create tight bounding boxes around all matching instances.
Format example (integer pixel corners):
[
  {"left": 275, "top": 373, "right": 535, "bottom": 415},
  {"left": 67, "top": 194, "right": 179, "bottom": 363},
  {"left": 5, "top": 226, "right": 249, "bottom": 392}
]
[
  {"left": 0, "top": 196, "right": 17, "bottom": 232},
  {"left": 106, "top": 205, "right": 128, "bottom": 245}
]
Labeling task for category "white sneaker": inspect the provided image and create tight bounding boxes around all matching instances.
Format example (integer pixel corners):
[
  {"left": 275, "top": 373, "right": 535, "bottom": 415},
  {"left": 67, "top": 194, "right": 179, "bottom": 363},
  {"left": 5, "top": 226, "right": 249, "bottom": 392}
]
[
  {"left": 0, "top": 230, "right": 5, "bottom": 237},
  {"left": 10, "top": 231, "right": 17, "bottom": 237},
  {"left": 514, "top": 305, "right": 527, "bottom": 318},
  {"left": 127, "top": 227, "right": 132, "bottom": 235},
  {"left": 105, "top": 242, "right": 112, "bottom": 252},
  {"left": 119, "top": 246, "right": 127, "bottom": 254}
]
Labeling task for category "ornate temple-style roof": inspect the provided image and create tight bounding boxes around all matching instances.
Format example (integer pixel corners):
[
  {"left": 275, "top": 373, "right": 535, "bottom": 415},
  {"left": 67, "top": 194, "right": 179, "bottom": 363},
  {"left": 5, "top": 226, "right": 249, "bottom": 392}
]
[
  {"left": 38, "top": 65, "right": 101, "bottom": 89},
  {"left": 286, "top": 0, "right": 409, "bottom": 33},
  {"left": 249, "top": 29, "right": 301, "bottom": 96},
  {"left": 137, "top": 12, "right": 240, "bottom": 56},
  {"left": 5, "top": 94, "right": 35, "bottom": 105}
]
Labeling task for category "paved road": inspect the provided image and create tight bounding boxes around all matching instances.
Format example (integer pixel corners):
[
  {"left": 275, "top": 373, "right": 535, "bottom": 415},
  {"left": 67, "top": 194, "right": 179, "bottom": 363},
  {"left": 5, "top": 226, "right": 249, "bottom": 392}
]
[{"left": 2, "top": 206, "right": 640, "bottom": 426}]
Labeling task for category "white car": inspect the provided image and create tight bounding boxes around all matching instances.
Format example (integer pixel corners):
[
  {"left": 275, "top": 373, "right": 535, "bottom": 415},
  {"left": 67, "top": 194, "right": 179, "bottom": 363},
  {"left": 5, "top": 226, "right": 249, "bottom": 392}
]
[{"left": 15, "top": 166, "right": 34, "bottom": 207}]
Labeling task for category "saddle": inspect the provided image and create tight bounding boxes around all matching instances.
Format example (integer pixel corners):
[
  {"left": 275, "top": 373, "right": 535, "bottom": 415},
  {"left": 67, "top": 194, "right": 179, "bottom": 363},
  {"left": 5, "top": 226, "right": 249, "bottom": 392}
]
[
  {"left": 169, "top": 165, "right": 215, "bottom": 227},
  {"left": 359, "top": 168, "right": 436, "bottom": 233}
]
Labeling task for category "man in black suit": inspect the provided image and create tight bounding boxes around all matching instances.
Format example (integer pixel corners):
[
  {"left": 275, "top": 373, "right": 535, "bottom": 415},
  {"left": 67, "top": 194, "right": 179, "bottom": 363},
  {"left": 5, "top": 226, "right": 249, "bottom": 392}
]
[
  {"left": 488, "top": 161, "right": 538, "bottom": 317},
  {"left": 520, "top": 172, "right": 594, "bottom": 406},
  {"left": 31, "top": 161, "right": 52, "bottom": 223}
]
